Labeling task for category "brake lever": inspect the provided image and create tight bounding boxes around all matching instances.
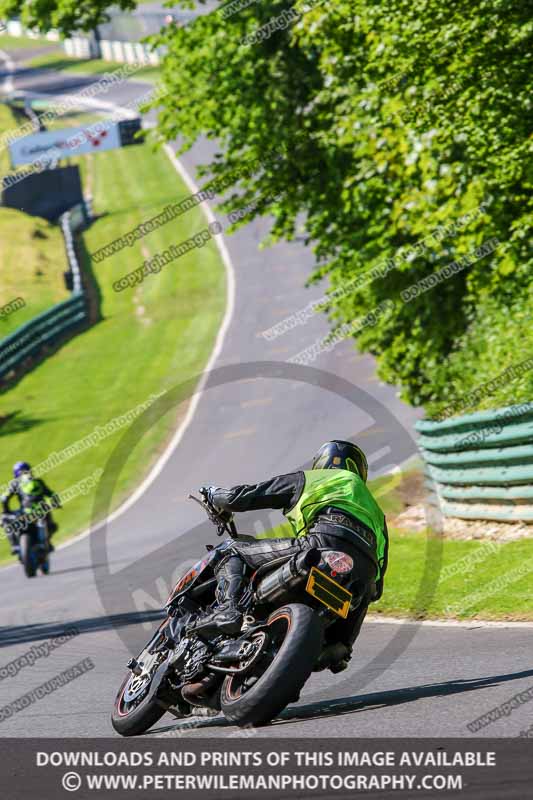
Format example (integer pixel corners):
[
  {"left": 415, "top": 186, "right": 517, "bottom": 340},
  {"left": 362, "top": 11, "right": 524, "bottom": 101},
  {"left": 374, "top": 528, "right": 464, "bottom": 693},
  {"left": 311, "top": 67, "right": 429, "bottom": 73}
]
[
  {"left": 188, "top": 493, "right": 227, "bottom": 537},
  {"left": 188, "top": 493, "right": 208, "bottom": 512}
]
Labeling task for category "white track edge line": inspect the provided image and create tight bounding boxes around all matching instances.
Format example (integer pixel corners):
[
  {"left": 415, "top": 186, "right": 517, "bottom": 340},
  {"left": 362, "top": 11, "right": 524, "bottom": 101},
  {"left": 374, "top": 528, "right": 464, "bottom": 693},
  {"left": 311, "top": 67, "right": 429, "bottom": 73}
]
[
  {"left": 57, "top": 144, "right": 236, "bottom": 545},
  {"left": 366, "top": 614, "right": 533, "bottom": 629},
  {"left": 0, "top": 98, "right": 236, "bottom": 568}
]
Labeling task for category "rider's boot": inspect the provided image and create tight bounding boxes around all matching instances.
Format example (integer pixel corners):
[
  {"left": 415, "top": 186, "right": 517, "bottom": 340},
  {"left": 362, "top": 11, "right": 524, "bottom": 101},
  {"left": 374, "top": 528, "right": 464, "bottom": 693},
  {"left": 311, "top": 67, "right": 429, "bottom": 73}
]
[
  {"left": 316, "top": 594, "right": 369, "bottom": 673},
  {"left": 6, "top": 532, "right": 20, "bottom": 556},
  {"left": 314, "top": 642, "right": 351, "bottom": 672},
  {"left": 189, "top": 600, "right": 243, "bottom": 637},
  {"left": 188, "top": 555, "right": 246, "bottom": 637},
  {"left": 329, "top": 649, "right": 351, "bottom": 673}
]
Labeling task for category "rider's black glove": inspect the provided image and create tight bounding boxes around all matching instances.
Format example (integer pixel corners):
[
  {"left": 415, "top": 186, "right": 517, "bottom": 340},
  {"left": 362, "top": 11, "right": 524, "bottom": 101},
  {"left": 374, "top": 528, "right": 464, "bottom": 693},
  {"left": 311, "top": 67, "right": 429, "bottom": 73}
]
[{"left": 200, "top": 486, "right": 234, "bottom": 524}]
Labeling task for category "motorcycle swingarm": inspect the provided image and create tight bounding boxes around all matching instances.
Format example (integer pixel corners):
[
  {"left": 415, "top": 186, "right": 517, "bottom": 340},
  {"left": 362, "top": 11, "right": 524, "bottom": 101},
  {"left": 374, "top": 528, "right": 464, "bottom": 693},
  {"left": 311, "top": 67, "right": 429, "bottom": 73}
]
[{"left": 206, "top": 628, "right": 270, "bottom": 676}]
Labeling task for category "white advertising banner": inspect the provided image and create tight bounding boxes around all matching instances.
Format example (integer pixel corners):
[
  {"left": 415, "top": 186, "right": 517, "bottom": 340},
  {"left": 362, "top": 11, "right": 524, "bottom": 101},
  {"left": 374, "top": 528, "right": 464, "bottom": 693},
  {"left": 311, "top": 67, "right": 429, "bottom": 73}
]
[{"left": 9, "top": 122, "right": 122, "bottom": 167}]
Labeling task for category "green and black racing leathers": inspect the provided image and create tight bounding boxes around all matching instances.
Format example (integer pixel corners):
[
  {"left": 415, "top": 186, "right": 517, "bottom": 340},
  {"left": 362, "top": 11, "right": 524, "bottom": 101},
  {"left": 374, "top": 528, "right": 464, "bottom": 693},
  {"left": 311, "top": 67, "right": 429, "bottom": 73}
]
[
  {"left": 193, "top": 468, "right": 388, "bottom": 665},
  {"left": 1, "top": 476, "right": 60, "bottom": 551}
]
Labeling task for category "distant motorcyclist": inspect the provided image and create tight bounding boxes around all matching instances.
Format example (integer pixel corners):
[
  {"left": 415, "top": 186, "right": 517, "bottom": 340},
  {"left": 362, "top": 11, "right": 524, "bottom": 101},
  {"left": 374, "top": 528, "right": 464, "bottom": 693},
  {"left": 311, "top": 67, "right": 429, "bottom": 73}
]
[
  {"left": 1, "top": 462, "right": 61, "bottom": 554},
  {"left": 191, "top": 441, "right": 388, "bottom": 675}
]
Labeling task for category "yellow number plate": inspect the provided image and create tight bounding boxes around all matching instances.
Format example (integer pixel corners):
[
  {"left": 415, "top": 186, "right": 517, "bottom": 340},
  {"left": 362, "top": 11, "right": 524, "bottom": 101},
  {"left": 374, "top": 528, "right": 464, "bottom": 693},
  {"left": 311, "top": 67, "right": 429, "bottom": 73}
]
[{"left": 305, "top": 567, "right": 352, "bottom": 619}]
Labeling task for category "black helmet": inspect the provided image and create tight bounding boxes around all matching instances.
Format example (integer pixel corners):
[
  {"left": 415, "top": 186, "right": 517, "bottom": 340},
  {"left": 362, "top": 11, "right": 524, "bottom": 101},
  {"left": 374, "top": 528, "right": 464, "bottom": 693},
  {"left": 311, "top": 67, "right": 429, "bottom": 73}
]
[{"left": 311, "top": 440, "right": 368, "bottom": 482}]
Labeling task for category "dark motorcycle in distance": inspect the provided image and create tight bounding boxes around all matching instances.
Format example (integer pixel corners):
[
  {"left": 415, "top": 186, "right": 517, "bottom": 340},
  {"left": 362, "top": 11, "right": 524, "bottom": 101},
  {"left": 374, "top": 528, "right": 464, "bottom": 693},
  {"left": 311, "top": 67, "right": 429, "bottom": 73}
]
[
  {"left": 2, "top": 511, "right": 50, "bottom": 577},
  {"left": 111, "top": 490, "right": 364, "bottom": 736}
]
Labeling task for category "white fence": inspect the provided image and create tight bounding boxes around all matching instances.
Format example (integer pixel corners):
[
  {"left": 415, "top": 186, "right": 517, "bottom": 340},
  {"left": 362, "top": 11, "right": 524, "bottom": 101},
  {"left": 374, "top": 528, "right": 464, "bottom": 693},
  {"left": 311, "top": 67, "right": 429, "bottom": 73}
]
[
  {"left": 2, "top": 21, "right": 162, "bottom": 66},
  {"left": 63, "top": 37, "right": 94, "bottom": 59},
  {"left": 64, "top": 36, "right": 162, "bottom": 65},
  {"left": 4, "top": 19, "right": 60, "bottom": 41},
  {"left": 99, "top": 39, "right": 161, "bottom": 65}
]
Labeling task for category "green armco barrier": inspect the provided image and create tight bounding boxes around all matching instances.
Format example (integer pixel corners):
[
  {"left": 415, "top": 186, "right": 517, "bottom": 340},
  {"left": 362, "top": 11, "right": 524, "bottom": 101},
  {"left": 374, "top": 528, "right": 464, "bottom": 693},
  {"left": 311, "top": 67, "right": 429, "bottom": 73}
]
[
  {"left": 415, "top": 402, "right": 533, "bottom": 434},
  {"left": 440, "top": 501, "right": 533, "bottom": 523},
  {"left": 0, "top": 294, "right": 87, "bottom": 379},
  {"left": 422, "top": 443, "right": 533, "bottom": 467},
  {"left": 416, "top": 401, "right": 533, "bottom": 523},
  {"left": 426, "top": 463, "right": 533, "bottom": 486},
  {"left": 417, "top": 418, "right": 533, "bottom": 452},
  {"left": 424, "top": 481, "right": 533, "bottom": 501}
]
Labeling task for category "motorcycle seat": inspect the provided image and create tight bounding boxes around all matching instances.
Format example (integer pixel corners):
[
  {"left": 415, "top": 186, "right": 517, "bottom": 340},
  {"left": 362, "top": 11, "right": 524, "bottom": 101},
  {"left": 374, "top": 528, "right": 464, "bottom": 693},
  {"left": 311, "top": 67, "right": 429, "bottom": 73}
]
[{"left": 251, "top": 553, "right": 295, "bottom": 583}]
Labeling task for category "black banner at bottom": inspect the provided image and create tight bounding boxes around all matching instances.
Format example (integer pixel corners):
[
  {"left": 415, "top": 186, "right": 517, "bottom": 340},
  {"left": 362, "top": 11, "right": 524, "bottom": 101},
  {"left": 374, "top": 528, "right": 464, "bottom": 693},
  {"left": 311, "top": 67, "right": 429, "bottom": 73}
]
[{"left": 0, "top": 738, "right": 530, "bottom": 799}]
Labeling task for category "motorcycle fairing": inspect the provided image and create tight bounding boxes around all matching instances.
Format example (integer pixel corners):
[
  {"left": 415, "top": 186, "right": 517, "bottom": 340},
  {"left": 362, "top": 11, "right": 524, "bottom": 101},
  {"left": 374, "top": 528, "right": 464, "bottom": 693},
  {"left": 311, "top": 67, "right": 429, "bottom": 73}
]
[{"left": 166, "top": 539, "right": 233, "bottom": 603}]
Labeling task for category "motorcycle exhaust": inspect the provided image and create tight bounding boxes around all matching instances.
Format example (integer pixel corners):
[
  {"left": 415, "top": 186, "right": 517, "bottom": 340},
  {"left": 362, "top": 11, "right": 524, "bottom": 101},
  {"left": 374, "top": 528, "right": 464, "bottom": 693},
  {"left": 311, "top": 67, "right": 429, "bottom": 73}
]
[{"left": 254, "top": 547, "right": 321, "bottom": 605}]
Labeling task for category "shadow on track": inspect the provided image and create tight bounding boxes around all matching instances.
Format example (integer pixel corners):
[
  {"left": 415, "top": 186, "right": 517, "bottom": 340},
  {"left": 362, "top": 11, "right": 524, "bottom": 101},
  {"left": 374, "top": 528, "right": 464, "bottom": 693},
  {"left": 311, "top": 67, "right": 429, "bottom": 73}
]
[
  {"left": 149, "top": 667, "right": 533, "bottom": 736},
  {"left": 50, "top": 562, "right": 114, "bottom": 576},
  {"left": 270, "top": 668, "right": 533, "bottom": 727},
  {"left": 0, "top": 610, "right": 164, "bottom": 647}
]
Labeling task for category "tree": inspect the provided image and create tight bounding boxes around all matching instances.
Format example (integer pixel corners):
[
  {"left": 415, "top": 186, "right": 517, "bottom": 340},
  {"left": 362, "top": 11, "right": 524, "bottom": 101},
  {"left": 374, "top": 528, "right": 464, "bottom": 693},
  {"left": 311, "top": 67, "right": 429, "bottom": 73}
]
[
  {"left": 6, "top": 0, "right": 531, "bottom": 412},
  {"left": 0, "top": 0, "right": 134, "bottom": 35}
]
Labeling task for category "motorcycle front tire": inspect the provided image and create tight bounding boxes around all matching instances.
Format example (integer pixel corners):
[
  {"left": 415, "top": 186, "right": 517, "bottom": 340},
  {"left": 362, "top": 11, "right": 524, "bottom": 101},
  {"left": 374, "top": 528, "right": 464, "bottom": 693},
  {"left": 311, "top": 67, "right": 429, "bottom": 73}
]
[{"left": 20, "top": 535, "right": 36, "bottom": 578}]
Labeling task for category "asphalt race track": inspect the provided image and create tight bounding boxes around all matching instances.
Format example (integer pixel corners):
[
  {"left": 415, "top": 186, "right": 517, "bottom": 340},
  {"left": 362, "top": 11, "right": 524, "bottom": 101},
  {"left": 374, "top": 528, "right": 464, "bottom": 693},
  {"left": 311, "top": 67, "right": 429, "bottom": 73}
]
[{"left": 0, "top": 55, "right": 532, "bottom": 740}]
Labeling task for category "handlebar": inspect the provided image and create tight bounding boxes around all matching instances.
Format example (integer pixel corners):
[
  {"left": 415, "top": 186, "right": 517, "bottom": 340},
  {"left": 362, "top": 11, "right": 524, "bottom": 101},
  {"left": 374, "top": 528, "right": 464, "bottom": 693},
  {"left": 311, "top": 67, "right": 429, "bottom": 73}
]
[
  {"left": 188, "top": 491, "right": 238, "bottom": 539},
  {"left": 2, "top": 511, "right": 22, "bottom": 521}
]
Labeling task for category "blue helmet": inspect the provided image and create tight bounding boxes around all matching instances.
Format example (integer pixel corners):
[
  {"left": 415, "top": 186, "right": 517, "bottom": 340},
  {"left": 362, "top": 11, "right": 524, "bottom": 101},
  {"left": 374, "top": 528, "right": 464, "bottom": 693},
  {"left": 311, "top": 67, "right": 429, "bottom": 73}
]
[{"left": 13, "top": 461, "right": 31, "bottom": 478}]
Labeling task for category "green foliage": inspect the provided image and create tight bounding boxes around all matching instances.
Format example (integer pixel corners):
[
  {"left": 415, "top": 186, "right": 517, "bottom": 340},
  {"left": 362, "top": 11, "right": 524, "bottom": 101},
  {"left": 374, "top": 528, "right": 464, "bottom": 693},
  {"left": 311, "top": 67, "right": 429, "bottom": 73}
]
[
  {"left": 426, "top": 288, "right": 533, "bottom": 417},
  {"left": 0, "top": 0, "right": 135, "bottom": 35},
  {"left": 148, "top": 0, "right": 533, "bottom": 411},
  {"left": 9, "top": 0, "right": 532, "bottom": 412}
]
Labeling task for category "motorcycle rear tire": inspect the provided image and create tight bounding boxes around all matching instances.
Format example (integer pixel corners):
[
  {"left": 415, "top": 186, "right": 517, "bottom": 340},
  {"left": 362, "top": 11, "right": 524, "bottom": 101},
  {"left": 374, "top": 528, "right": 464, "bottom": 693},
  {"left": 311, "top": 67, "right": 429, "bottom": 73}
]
[{"left": 220, "top": 603, "right": 322, "bottom": 727}]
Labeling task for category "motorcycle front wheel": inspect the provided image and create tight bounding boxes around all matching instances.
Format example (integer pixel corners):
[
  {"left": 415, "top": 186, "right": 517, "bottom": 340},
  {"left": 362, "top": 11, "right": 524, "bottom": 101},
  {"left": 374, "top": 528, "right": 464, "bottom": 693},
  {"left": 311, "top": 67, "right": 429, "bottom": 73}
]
[
  {"left": 111, "top": 672, "right": 168, "bottom": 737},
  {"left": 111, "top": 648, "right": 178, "bottom": 737},
  {"left": 220, "top": 603, "right": 323, "bottom": 727},
  {"left": 19, "top": 536, "right": 36, "bottom": 578}
]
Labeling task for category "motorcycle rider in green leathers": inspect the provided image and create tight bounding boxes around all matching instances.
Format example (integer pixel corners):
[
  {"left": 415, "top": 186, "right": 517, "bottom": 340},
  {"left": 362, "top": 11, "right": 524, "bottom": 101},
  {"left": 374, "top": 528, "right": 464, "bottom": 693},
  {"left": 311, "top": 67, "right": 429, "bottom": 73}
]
[
  {"left": 1, "top": 462, "right": 61, "bottom": 554},
  {"left": 188, "top": 441, "right": 388, "bottom": 696}
]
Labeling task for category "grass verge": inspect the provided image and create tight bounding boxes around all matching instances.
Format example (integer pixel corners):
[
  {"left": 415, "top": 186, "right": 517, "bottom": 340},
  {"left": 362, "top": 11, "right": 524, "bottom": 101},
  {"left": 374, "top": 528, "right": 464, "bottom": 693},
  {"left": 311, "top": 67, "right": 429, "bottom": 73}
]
[
  {"left": 0, "top": 136, "right": 225, "bottom": 564},
  {"left": 0, "top": 34, "right": 58, "bottom": 50},
  {"left": 372, "top": 529, "right": 533, "bottom": 621},
  {"left": 0, "top": 103, "right": 69, "bottom": 334},
  {"left": 0, "top": 102, "right": 17, "bottom": 176},
  {"left": 0, "top": 208, "right": 69, "bottom": 336},
  {"left": 26, "top": 52, "right": 161, "bottom": 83}
]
